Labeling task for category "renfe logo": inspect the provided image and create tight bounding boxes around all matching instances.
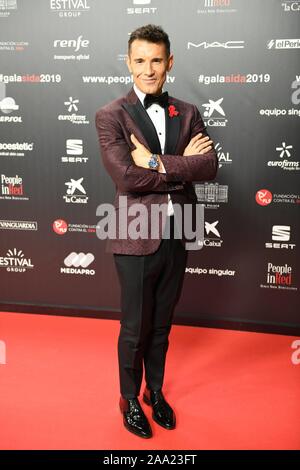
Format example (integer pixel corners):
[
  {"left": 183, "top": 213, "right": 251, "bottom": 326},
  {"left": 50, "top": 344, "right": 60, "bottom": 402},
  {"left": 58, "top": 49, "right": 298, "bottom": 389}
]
[
  {"left": 256, "top": 189, "right": 273, "bottom": 206},
  {"left": 53, "top": 35, "right": 89, "bottom": 52}
]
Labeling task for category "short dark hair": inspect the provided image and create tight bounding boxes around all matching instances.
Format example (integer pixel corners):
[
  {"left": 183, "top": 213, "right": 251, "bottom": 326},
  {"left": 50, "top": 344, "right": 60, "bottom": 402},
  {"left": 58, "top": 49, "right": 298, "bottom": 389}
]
[{"left": 128, "top": 24, "right": 171, "bottom": 57}]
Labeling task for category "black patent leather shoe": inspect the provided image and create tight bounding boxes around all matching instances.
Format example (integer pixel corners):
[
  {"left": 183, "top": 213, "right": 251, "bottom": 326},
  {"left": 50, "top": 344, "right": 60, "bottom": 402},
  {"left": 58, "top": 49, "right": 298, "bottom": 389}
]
[
  {"left": 119, "top": 397, "right": 152, "bottom": 439},
  {"left": 143, "top": 388, "right": 176, "bottom": 430}
]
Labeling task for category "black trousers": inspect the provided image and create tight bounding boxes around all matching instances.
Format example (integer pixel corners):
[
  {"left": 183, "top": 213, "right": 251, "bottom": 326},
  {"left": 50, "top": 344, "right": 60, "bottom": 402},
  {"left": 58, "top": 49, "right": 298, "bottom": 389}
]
[{"left": 113, "top": 216, "right": 188, "bottom": 399}]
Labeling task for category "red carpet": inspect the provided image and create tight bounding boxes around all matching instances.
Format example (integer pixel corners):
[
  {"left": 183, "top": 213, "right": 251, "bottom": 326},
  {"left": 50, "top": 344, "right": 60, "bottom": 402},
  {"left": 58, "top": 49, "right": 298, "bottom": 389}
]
[{"left": 0, "top": 311, "right": 299, "bottom": 450}]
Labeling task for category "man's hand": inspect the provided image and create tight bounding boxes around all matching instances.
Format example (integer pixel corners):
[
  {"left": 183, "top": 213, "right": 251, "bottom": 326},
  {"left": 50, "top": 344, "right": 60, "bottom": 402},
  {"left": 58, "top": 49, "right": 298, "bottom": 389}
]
[
  {"left": 183, "top": 133, "right": 214, "bottom": 156},
  {"left": 130, "top": 132, "right": 214, "bottom": 173},
  {"left": 130, "top": 134, "right": 152, "bottom": 169}
]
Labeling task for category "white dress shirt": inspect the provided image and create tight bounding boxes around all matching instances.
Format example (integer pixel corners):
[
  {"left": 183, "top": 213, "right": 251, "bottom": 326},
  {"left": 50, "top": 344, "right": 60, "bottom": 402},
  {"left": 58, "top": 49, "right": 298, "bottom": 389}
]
[{"left": 133, "top": 84, "right": 174, "bottom": 216}]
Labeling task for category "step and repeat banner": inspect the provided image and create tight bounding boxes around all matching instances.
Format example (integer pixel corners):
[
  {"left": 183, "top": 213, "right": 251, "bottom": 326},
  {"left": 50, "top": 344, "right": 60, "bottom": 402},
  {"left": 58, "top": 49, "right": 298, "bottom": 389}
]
[{"left": 0, "top": 0, "right": 299, "bottom": 330}]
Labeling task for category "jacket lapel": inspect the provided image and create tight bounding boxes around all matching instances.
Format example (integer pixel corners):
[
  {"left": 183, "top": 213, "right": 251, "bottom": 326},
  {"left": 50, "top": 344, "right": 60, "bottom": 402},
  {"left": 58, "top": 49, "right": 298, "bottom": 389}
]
[
  {"left": 164, "top": 106, "right": 181, "bottom": 155},
  {"left": 122, "top": 88, "right": 181, "bottom": 155},
  {"left": 122, "top": 100, "right": 162, "bottom": 154}
]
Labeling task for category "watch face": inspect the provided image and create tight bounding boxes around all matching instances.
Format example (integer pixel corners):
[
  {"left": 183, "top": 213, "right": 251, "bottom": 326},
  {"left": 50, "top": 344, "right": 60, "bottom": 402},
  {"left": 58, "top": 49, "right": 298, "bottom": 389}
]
[{"left": 149, "top": 155, "right": 158, "bottom": 169}]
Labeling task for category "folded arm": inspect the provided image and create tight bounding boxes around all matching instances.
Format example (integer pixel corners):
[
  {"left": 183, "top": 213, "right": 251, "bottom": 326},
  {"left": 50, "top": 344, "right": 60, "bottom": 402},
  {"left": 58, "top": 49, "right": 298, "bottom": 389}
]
[
  {"left": 95, "top": 109, "right": 184, "bottom": 193},
  {"left": 160, "top": 105, "right": 218, "bottom": 182}
]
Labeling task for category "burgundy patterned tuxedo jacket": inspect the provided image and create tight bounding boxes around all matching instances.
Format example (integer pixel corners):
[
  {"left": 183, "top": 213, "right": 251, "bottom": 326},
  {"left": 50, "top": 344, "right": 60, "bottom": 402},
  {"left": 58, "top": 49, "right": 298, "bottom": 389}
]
[{"left": 95, "top": 87, "right": 218, "bottom": 255}]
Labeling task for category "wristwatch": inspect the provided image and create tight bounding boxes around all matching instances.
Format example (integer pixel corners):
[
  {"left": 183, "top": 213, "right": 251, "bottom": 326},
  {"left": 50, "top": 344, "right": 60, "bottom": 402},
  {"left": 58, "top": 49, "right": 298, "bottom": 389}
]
[{"left": 148, "top": 153, "right": 159, "bottom": 170}]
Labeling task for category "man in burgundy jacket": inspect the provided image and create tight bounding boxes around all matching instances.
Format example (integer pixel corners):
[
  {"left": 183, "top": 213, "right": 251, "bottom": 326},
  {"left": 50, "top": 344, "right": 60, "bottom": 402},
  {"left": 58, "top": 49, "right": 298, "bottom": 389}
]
[{"left": 95, "top": 24, "right": 217, "bottom": 439}]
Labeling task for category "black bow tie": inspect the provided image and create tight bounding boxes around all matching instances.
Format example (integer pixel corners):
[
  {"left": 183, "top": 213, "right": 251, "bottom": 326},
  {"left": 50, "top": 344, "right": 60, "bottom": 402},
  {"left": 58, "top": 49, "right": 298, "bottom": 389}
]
[{"left": 144, "top": 91, "right": 169, "bottom": 109}]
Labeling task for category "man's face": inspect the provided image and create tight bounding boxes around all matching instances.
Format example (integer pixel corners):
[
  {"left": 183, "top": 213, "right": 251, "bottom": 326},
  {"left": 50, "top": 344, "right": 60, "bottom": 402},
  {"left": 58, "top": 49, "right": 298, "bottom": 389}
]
[{"left": 126, "top": 39, "right": 173, "bottom": 95}]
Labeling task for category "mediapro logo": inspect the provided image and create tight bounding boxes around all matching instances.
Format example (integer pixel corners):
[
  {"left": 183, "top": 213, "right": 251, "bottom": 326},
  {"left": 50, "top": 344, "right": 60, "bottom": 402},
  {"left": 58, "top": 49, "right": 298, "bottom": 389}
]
[
  {"left": 64, "top": 252, "right": 94, "bottom": 268},
  {"left": 61, "top": 252, "right": 95, "bottom": 275}
]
